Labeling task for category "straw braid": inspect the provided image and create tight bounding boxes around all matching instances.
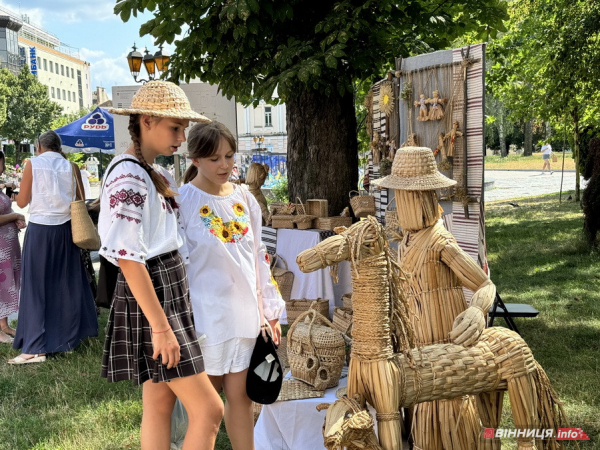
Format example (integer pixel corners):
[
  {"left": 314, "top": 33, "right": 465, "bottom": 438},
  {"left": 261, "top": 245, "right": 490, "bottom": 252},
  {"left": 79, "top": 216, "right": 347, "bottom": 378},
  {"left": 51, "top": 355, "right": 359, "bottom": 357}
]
[{"left": 128, "top": 115, "right": 176, "bottom": 198}]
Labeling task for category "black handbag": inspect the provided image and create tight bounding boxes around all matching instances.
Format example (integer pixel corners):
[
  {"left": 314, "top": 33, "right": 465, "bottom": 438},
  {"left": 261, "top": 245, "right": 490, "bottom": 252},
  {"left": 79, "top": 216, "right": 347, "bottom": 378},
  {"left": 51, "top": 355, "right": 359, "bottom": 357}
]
[
  {"left": 95, "top": 157, "right": 148, "bottom": 309},
  {"left": 246, "top": 331, "right": 283, "bottom": 404},
  {"left": 241, "top": 186, "right": 283, "bottom": 404}
]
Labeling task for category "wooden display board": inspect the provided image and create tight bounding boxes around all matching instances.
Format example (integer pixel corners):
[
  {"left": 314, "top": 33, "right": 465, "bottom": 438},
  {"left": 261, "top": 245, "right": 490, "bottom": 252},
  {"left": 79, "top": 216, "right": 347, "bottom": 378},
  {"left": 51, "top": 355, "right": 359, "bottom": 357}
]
[{"left": 367, "top": 44, "right": 488, "bottom": 295}]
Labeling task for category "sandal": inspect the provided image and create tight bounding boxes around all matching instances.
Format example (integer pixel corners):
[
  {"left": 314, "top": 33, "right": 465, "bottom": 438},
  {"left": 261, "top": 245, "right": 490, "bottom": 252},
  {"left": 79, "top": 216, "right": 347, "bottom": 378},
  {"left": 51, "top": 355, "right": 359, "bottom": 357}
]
[
  {"left": 1, "top": 326, "right": 16, "bottom": 337},
  {"left": 8, "top": 354, "right": 46, "bottom": 365},
  {"left": 0, "top": 331, "right": 13, "bottom": 344}
]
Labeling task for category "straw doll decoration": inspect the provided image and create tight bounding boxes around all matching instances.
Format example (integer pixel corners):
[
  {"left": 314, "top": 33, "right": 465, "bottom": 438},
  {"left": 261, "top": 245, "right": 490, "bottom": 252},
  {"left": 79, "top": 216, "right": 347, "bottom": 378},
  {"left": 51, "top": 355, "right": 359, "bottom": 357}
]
[
  {"left": 444, "top": 121, "right": 463, "bottom": 157},
  {"left": 413, "top": 94, "right": 429, "bottom": 121},
  {"left": 426, "top": 90, "right": 447, "bottom": 121},
  {"left": 246, "top": 162, "right": 270, "bottom": 225},
  {"left": 435, "top": 133, "right": 452, "bottom": 171}
]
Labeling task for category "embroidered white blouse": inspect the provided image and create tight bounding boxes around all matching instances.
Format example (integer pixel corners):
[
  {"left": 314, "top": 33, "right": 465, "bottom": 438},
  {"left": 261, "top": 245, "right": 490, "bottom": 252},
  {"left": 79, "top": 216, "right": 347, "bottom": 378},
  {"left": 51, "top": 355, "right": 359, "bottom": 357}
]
[
  {"left": 98, "top": 155, "right": 187, "bottom": 266},
  {"left": 178, "top": 183, "right": 285, "bottom": 346}
]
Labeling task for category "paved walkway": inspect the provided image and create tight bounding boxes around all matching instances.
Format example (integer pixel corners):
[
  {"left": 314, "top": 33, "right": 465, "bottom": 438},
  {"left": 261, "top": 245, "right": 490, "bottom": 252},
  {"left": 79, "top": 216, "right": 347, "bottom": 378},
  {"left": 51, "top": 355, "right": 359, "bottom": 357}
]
[{"left": 484, "top": 170, "right": 586, "bottom": 202}]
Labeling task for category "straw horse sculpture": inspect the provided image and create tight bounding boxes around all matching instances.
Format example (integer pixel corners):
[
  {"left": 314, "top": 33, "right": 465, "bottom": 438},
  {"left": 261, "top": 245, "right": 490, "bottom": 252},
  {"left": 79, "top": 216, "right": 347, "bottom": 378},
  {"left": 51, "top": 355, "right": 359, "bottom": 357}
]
[{"left": 297, "top": 217, "right": 566, "bottom": 450}]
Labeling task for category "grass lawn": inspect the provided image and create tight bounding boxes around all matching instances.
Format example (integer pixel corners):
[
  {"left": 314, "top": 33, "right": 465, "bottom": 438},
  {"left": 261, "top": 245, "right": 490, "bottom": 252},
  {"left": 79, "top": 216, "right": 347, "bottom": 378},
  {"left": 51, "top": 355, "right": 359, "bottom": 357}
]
[
  {"left": 486, "top": 153, "right": 576, "bottom": 171},
  {"left": 486, "top": 193, "right": 599, "bottom": 448},
  {"left": 0, "top": 192, "right": 598, "bottom": 449}
]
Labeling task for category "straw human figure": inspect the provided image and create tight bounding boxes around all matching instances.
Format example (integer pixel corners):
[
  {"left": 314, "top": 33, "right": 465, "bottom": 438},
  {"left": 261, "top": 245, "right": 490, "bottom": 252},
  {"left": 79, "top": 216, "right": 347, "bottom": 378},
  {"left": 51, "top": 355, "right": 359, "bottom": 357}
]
[
  {"left": 372, "top": 147, "right": 492, "bottom": 449},
  {"left": 246, "top": 162, "right": 270, "bottom": 225},
  {"left": 298, "top": 213, "right": 567, "bottom": 450}
]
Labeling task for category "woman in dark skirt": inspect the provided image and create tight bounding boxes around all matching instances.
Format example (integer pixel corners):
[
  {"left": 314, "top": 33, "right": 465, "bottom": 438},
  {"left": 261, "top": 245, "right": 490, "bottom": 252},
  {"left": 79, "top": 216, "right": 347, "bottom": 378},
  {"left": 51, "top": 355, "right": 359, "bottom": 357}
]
[
  {"left": 10, "top": 131, "right": 98, "bottom": 364},
  {"left": 99, "top": 81, "right": 223, "bottom": 450}
]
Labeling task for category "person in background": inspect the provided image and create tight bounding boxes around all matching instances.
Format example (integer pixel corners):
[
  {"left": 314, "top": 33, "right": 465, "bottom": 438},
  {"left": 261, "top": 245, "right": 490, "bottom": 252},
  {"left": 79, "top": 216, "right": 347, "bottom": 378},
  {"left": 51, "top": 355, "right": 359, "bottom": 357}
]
[
  {"left": 9, "top": 131, "right": 98, "bottom": 364},
  {"left": 541, "top": 142, "right": 553, "bottom": 174},
  {"left": 0, "top": 151, "right": 25, "bottom": 344},
  {"left": 79, "top": 163, "right": 93, "bottom": 199}
]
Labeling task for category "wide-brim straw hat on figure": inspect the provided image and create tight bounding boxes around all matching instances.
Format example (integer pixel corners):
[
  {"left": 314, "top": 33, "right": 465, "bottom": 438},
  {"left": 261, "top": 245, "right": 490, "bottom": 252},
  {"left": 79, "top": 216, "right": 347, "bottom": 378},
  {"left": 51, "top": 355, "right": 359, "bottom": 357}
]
[
  {"left": 109, "top": 80, "right": 211, "bottom": 122},
  {"left": 372, "top": 147, "right": 457, "bottom": 190}
]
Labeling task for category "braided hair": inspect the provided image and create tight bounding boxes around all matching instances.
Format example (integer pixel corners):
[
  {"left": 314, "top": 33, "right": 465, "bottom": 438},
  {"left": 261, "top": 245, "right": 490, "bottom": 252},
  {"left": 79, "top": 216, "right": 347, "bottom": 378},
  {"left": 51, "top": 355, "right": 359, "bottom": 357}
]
[{"left": 128, "top": 114, "right": 176, "bottom": 198}]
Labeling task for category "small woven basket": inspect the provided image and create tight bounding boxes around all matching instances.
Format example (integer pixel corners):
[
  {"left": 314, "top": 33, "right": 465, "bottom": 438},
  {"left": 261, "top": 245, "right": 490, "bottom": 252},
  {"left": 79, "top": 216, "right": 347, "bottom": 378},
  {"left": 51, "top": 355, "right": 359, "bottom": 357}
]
[
  {"left": 306, "top": 199, "right": 328, "bottom": 218},
  {"left": 288, "top": 307, "right": 346, "bottom": 390},
  {"left": 341, "top": 293, "right": 353, "bottom": 310},
  {"left": 271, "top": 255, "right": 294, "bottom": 302},
  {"left": 315, "top": 217, "right": 352, "bottom": 230},
  {"left": 286, "top": 298, "right": 329, "bottom": 323},
  {"left": 294, "top": 215, "right": 315, "bottom": 230},
  {"left": 271, "top": 215, "right": 296, "bottom": 229},
  {"left": 293, "top": 198, "right": 315, "bottom": 229},
  {"left": 349, "top": 190, "right": 376, "bottom": 218},
  {"left": 332, "top": 307, "right": 353, "bottom": 337},
  {"left": 384, "top": 197, "right": 400, "bottom": 235}
]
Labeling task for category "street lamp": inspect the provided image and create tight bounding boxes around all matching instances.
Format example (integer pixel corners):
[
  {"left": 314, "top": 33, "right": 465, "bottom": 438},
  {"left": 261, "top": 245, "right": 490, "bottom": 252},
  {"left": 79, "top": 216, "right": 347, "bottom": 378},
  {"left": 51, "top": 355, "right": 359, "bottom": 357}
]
[{"left": 127, "top": 43, "right": 170, "bottom": 83}]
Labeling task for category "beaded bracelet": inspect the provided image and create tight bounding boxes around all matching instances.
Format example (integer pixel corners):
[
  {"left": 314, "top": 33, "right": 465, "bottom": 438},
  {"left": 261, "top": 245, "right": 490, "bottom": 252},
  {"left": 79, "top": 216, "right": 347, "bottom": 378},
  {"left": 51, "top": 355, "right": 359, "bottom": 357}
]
[{"left": 152, "top": 327, "right": 171, "bottom": 334}]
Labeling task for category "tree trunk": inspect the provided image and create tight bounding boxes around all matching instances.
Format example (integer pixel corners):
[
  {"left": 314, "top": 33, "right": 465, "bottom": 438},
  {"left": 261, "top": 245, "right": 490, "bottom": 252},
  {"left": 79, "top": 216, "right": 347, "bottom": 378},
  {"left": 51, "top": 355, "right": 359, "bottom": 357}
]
[
  {"left": 286, "top": 84, "right": 358, "bottom": 216},
  {"left": 499, "top": 116, "right": 507, "bottom": 157},
  {"left": 573, "top": 109, "right": 580, "bottom": 202},
  {"left": 14, "top": 140, "right": 21, "bottom": 167},
  {"left": 523, "top": 120, "right": 533, "bottom": 156}
]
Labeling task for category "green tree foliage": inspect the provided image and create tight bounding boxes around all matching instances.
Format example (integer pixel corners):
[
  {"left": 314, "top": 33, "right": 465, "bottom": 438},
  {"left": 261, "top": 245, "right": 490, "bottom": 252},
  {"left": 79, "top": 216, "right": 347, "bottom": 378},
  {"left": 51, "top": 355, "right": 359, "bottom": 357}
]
[
  {"left": 488, "top": 0, "right": 600, "bottom": 200},
  {"left": 115, "top": 0, "right": 507, "bottom": 212},
  {"left": 0, "top": 67, "right": 62, "bottom": 165}
]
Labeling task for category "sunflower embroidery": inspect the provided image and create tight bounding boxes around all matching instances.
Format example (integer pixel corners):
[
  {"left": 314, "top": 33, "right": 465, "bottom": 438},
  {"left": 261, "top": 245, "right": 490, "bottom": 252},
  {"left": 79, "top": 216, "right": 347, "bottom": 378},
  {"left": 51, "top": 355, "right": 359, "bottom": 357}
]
[
  {"left": 200, "top": 203, "right": 249, "bottom": 243},
  {"left": 233, "top": 203, "right": 245, "bottom": 216}
]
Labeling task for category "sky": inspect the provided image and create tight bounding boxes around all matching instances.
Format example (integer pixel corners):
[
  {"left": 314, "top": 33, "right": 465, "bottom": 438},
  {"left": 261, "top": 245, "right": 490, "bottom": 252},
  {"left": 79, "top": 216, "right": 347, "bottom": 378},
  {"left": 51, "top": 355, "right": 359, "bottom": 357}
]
[{"left": 0, "top": 0, "right": 168, "bottom": 98}]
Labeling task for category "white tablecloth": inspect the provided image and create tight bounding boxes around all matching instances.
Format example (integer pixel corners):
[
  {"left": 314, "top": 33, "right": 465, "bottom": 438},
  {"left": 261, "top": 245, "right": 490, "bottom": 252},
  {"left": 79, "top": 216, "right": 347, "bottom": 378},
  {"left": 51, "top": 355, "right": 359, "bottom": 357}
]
[
  {"left": 254, "top": 375, "right": 377, "bottom": 450},
  {"left": 273, "top": 229, "right": 352, "bottom": 323}
]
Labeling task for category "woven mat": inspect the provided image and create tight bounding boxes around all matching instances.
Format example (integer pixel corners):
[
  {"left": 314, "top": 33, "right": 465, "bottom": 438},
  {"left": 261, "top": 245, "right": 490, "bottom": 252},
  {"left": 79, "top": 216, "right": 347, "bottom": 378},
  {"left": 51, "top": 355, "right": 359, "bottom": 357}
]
[{"left": 277, "top": 379, "right": 325, "bottom": 402}]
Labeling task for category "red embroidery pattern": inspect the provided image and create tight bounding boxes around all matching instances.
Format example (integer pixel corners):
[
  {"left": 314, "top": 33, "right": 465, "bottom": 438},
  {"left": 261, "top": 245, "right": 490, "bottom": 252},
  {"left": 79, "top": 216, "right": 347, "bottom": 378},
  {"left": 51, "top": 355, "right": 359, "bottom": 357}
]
[
  {"left": 105, "top": 172, "right": 146, "bottom": 189},
  {"left": 118, "top": 249, "right": 127, "bottom": 256},
  {"left": 115, "top": 213, "right": 141, "bottom": 224},
  {"left": 109, "top": 189, "right": 147, "bottom": 209}
]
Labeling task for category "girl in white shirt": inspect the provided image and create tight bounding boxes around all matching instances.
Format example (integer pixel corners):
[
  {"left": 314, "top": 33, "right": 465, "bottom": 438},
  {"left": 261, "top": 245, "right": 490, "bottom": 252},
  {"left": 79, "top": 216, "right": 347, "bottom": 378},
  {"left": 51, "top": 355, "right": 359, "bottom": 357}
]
[
  {"left": 179, "top": 121, "right": 284, "bottom": 450},
  {"left": 100, "top": 81, "right": 223, "bottom": 450}
]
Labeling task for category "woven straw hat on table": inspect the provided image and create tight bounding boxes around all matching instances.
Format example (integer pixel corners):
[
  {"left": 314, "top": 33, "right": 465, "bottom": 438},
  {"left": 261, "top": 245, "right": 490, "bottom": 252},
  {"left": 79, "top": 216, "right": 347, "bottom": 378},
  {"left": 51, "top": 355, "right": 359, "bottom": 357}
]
[
  {"left": 108, "top": 80, "right": 211, "bottom": 122},
  {"left": 372, "top": 147, "right": 457, "bottom": 190}
]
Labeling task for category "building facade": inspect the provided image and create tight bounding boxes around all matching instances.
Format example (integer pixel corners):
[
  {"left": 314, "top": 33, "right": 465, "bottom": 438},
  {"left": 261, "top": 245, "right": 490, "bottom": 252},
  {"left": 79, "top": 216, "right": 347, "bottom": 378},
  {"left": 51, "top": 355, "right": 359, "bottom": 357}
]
[
  {"left": 0, "top": 6, "right": 93, "bottom": 114},
  {"left": 236, "top": 100, "right": 287, "bottom": 154}
]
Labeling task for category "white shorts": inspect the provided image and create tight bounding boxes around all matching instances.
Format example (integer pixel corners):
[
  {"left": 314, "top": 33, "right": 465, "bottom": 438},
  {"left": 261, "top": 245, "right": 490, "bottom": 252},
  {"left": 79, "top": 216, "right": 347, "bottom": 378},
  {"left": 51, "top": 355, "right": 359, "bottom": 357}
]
[{"left": 200, "top": 337, "right": 256, "bottom": 376}]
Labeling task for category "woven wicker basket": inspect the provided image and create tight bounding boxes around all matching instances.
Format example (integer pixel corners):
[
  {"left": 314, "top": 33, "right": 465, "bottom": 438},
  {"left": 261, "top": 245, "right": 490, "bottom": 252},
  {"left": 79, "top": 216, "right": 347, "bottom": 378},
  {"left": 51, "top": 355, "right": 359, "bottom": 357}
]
[
  {"left": 306, "top": 199, "right": 328, "bottom": 218},
  {"left": 271, "top": 215, "right": 296, "bottom": 229},
  {"left": 286, "top": 298, "right": 329, "bottom": 323},
  {"left": 315, "top": 217, "right": 352, "bottom": 230},
  {"left": 294, "top": 215, "right": 315, "bottom": 230},
  {"left": 349, "top": 190, "right": 376, "bottom": 218},
  {"left": 384, "top": 197, "right": 399, "bottom": 235},
  {"left": 341, "top": 293, "right": 353, "bottom": 310},
  {"left": 332, "top": 307, "right": 353, "bottom": 337},
  {"left": 288, "top": 308, "right": 346, "bottom": 390},
  {"left": 271, "top": 255, "right": 294, "bottom": 302},
  {"left": 293, "top": 198, "right": 315, "bottom": 229}
]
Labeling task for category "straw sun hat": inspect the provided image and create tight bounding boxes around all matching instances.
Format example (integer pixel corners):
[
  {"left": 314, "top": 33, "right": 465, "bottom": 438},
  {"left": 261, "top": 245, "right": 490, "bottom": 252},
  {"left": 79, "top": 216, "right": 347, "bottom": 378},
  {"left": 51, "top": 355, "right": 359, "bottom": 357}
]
[
  {"left": 372, "top": 147, "right": 457, "bottom": 190},
  {"left": 109, "top": 80, "right": 211, "bottom": 122}
]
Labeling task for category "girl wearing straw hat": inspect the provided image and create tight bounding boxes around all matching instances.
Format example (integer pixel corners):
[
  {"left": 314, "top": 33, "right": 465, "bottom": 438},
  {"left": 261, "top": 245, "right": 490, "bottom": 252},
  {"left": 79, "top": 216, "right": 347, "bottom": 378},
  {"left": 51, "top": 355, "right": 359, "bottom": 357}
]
[
  {"left": 373, "top": 147, "right": 497, "bottom": 450},
  {"left": 178, "top": 122, "right": 284, "bottom": 449},
  {"left": 101, "top": 81, "right": 223, "bottom": 449}
]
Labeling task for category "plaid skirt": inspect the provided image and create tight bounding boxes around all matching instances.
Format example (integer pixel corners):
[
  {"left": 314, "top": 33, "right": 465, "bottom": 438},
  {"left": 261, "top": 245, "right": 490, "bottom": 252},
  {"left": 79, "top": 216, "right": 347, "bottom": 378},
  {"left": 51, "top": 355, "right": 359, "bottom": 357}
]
[{"left": 101, "top": 250, "right": 204, "bottom": 385}]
